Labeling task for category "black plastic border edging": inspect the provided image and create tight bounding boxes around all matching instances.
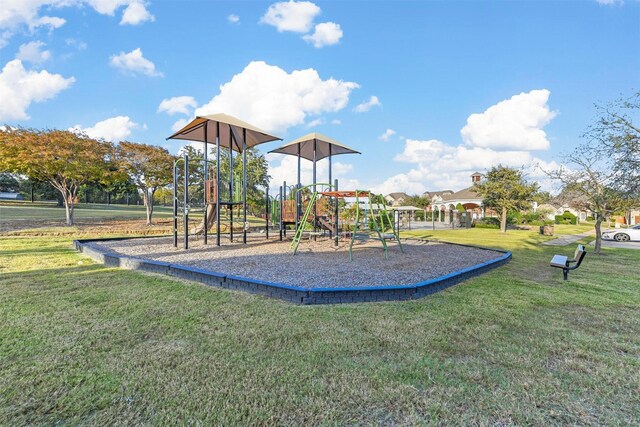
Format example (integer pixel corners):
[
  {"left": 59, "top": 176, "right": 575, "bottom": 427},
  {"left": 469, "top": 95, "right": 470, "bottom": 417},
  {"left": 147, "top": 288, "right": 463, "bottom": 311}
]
[{"left": 73, "top": 237, "right": 511, "bottom": 305}]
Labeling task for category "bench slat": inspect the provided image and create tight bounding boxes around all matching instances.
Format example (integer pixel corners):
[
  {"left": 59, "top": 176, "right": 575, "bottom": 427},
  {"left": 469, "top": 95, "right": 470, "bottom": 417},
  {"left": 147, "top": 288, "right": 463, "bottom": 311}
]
[{"left": 550, "top": 255, "right": 568, "bottom": 268}]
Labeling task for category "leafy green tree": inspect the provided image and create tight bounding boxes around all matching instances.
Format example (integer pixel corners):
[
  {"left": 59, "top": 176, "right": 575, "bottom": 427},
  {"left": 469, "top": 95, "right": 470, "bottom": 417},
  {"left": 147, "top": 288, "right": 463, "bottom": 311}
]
[
  {"left": 473, "top": 165, "right": 539, "bottom": 233},
  {"left": 403, "top": 195, "right": 430, "bottom": 208},
  {"left": 19, "top": 178, "right": 60, "bottom": 203},
  {"left": 0, "top": 127, "right": 115, "bottom": 225},
  {"left": 587, "top": 91, "right": 639, "bottom": 199},
  {"left": 0, "top": 173, "right": 20, "bottom": 193},
  {"left": 532, "top": 191, "right": 552, "bottom": 206},
  {"left": 179, "top": 145, "right": 270, "bottom": 215},
  {"left": 117, "top": 141, "right": 176, "bottom": 225}
]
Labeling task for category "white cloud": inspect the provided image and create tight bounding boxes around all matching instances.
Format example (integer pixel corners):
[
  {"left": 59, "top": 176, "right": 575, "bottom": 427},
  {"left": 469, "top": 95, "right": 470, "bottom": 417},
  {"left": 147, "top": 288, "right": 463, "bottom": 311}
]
[
  {"left": 303, "top": 22, "right": 342, "bottom": 47},
  {"left": 158, "top": 96, "right": 197, "bottom": 116},
  {"left": 87, "top": 0, "right": 130, "bottom": 15},
  {"left": 70, "top": 115, "right": 138, "bottom": 142},
  {"left": 379, "top": 129, "right": 396, "bottom": 141},
  {"left": 171, "top": 118, "right": 189, "bottom": 132},
  {"left": 595, "top": 0, "right": 623, "bottom": 5},
  {"left": 372, "top": 89, "right": 560, "bottom": 194},
  {"left": 228, "top": 14, "right": 240, "bottom": 24},
  {"left": 460, "top": 89, "right": 557, "bottom": 151},
  {"left": 0, "top": 59, "right": 74, "bottom": 121},
  {"left": 195, "top": 61, "right": 359, "bottom": 133},
  {"left": 109, "top": 48, "right": 163, "bottom": 77},
  {"left": 15, "top": 41, "right": 51, "bottom": 64},
  {"left": 306, "top": 117, "right": 325, "bottom": 128},
  {"left": 260, "top": 1, "right": 321, "bottom": 33},
  {"left": 353, "top": 95, "right": 381, "bottom": 113},
  {"left": 0, "top": 1, "right": 154, "bottom": 46},
  {"left": 372, "top": 172, "right": 428, "bottom": 197},
  {"left": 87, "top": 0, "right": 154, "bottom": 24},
  {"left": 373, "top": 137, "right": 557, "bottom": 195},
  {"left": 0, "top": 0, "right": 68, "bottom": 34},
  {"left": 120, "top": 1, "right": 154, "bottom": 25},
  {"left": 65, "top": 38, "right": 87, "bottom": 50},
  {"left": 331, "top": 119, "right": 341, "bottom": 125}
]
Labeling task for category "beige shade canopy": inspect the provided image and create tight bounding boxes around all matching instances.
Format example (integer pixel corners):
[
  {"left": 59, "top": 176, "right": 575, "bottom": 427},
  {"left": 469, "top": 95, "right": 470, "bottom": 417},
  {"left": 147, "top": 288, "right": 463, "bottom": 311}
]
[
  {"left": 166, "top": 113, "right": 281, "bottom": 152},
  {"left": 268, "top": 132, "right": 360, "bottom": 161}
]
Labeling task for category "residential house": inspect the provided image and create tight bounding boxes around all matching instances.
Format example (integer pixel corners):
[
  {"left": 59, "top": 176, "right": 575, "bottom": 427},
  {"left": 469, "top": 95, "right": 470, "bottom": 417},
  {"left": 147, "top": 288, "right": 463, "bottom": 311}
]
[{"left": 384, "top": 192, "right": 409, "bottom": 207}]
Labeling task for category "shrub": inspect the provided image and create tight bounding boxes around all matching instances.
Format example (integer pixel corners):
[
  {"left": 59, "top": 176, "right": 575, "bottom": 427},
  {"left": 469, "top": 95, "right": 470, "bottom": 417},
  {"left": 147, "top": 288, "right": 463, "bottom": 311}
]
[
  {"left": 474, "top": 217, "right": 500, "bottom": 229},
  {"left": 370, "top": 213, "right": 393, "bottom": 230},
  {"left": 554, "top": 211, "right": 577, "bottom": 225},
  {"left": 523, "top": 212, "right": 542, "bottom": 223},
  {"left": 507, "top": 211, "right": 523, "bottom": 225}
]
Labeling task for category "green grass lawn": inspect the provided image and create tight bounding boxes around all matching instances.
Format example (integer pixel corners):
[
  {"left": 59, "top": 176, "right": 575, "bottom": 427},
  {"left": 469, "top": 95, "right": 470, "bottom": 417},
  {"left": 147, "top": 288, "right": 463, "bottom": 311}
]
[
  {"left": 0, "top": 202, "right": 267, "bottom": 229},
  {"left": 0, "top": 202, "right": 175, "bottom": 221},
  {"left": 1, "top": 225, "right": 639, "bottom": 425}
]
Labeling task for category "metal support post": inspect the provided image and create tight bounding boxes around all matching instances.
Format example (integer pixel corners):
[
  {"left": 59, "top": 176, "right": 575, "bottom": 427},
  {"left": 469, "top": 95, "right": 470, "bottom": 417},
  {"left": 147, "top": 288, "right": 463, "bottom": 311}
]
[
  {"left": 216, "top": 122, "right": 221, "bottom": 246},
  {"left": 296, "top": 144, "right": 301, "bottom": 228},
  {"left": 265, "top": 187, "right": 269, "bottom": 239},
  {"left": 230, "top": 127, "right": 234, "bottom": 243},
  {"left": 173, "top": 163, "right": 178, "bottom": 247},
  {"left": 334, "top": 178, "right": 339, "bottom": 247},
  {"left": 183, "top": 153, "right": 189, "bottom": 250},
  {"left": 203, "top": 128, "right": 208, "bottom": 245},
  {"left": 279, "top": 185, "right": 283, "bottom": 241},
  {"left": 312, "top": 139, "right": 317, "bottom": 240},
  {"left": 243, "top": 129, "right": 247, "bottom": 244},
  {"left": 283, "top": 181, "right": 287, "bottom": 238}
]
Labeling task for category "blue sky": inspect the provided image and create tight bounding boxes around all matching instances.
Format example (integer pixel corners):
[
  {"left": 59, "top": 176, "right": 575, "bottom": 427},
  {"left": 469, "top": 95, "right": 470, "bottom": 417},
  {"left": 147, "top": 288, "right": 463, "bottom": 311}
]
[{"left": 1, "top": 0, "right": 638, "bottom": 194}]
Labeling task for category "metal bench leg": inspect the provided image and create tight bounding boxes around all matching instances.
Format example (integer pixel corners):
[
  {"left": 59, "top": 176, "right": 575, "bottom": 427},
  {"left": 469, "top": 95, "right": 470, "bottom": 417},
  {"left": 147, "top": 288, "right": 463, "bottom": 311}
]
[{"left": 563, "top": 269, "right": 568, "bottom": 281}]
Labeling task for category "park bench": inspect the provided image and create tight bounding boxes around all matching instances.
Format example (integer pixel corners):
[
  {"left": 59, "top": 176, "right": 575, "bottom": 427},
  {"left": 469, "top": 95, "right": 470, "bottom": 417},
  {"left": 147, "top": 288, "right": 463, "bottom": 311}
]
[{"left": 550, "top": 244, "right": 587, "bottom": 281}]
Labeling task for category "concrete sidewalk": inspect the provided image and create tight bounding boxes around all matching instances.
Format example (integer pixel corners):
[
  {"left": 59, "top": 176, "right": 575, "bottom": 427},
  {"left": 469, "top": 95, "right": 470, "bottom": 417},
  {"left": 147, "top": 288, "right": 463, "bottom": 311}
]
[{"left": 541, "top": 230, "right": 595, "bottom": 246}]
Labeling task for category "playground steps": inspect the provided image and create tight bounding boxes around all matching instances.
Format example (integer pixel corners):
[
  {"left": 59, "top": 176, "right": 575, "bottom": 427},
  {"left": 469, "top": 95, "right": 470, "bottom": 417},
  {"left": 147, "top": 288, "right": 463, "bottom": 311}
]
[{"left": 317, "top": 216, "right": 336, "bottom": 235}]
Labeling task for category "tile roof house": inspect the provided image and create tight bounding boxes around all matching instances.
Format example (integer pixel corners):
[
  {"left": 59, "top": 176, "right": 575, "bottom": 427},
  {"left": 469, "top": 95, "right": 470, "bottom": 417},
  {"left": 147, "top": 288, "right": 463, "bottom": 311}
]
[
  {"left": 430, "top": 173, "right": 485, "bottom": 223},
  {"left": 422, "top": 190, "right": 454, "bottom": 199},
  {"left": 384, "top": 192, "right": 409, "bottom": 206}
]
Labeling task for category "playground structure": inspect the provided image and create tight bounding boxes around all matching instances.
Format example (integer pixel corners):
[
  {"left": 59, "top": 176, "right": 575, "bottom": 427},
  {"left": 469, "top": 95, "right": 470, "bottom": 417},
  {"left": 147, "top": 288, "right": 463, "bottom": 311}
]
[
  {"left": 167, "top": 115, "right": 403, "bottom": 260},
  {"left": 167, "top": 114, "right": 281, "bottom": 249},
  {"left": 287, "top": 186, "right": 403, "bottom": 261}
]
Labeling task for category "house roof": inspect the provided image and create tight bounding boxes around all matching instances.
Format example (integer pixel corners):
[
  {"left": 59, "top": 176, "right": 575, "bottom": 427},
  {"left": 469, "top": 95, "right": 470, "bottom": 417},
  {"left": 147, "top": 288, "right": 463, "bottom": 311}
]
[
  {"left": 441, "top": 186, "right": 481, "bottom": 201},
  {"left": 386, "top": 192, "right": 409, "bottom": 200},
  {"left": 423, "top": 190, "right": 454, "bottom": 197},
  {"left": 551, "top": 190, "right": 590, "bottom": 208}
]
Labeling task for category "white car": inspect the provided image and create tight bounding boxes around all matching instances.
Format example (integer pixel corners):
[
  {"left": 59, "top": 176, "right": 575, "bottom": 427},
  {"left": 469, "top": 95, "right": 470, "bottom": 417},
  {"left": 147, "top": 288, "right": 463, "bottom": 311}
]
[{"left": 601, "top": 224, "right": 640, "bottom": 242}]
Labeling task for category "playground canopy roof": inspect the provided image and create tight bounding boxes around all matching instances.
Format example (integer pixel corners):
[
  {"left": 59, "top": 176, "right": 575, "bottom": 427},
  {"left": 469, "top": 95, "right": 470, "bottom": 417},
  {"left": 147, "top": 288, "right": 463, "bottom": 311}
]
[
  {"left": 166, "top": 113, "right": 281, "bottom": 152},
  {"left": 268, "top": 132, "right": 360, "bottom": 161}
]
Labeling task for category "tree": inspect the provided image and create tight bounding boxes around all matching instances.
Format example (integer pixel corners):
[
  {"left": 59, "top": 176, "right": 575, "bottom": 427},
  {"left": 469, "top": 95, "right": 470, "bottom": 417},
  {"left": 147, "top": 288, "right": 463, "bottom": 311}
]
[
  {"left": 177, "top": 145, "right": 270, "bottom": 215},
  {"left": 532, "top": 190, "right": 552, "bottom": 206},
  {"left": 547, "top": 140, "right": 618, "bottom": 254},
  {"left": 19, "top": 178, "right": 60, "bottom": 203},
  {"left": 0, "top": 173, "right": 20, "bottom": 193},
  {"left": 472, "top": 165, "right": 539, "bottom": 233},
  {"left": 117, "top": 141, "right": 175, "bottom": 225},
  {"left": 403, "top": 195, "right": 430, "bottom": 209},
  {"left": 0, "top": 128, "right": 115, "bottom": 225},
  {"left": 587, "top": 91, "right": 639, "bottom": 197}
]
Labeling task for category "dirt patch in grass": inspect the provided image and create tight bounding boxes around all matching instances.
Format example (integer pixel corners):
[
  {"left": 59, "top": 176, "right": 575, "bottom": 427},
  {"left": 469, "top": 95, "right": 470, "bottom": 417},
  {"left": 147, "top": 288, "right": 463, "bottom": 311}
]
[{"left": 0, "top": 218, "right": 173, "bottom": 236}]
